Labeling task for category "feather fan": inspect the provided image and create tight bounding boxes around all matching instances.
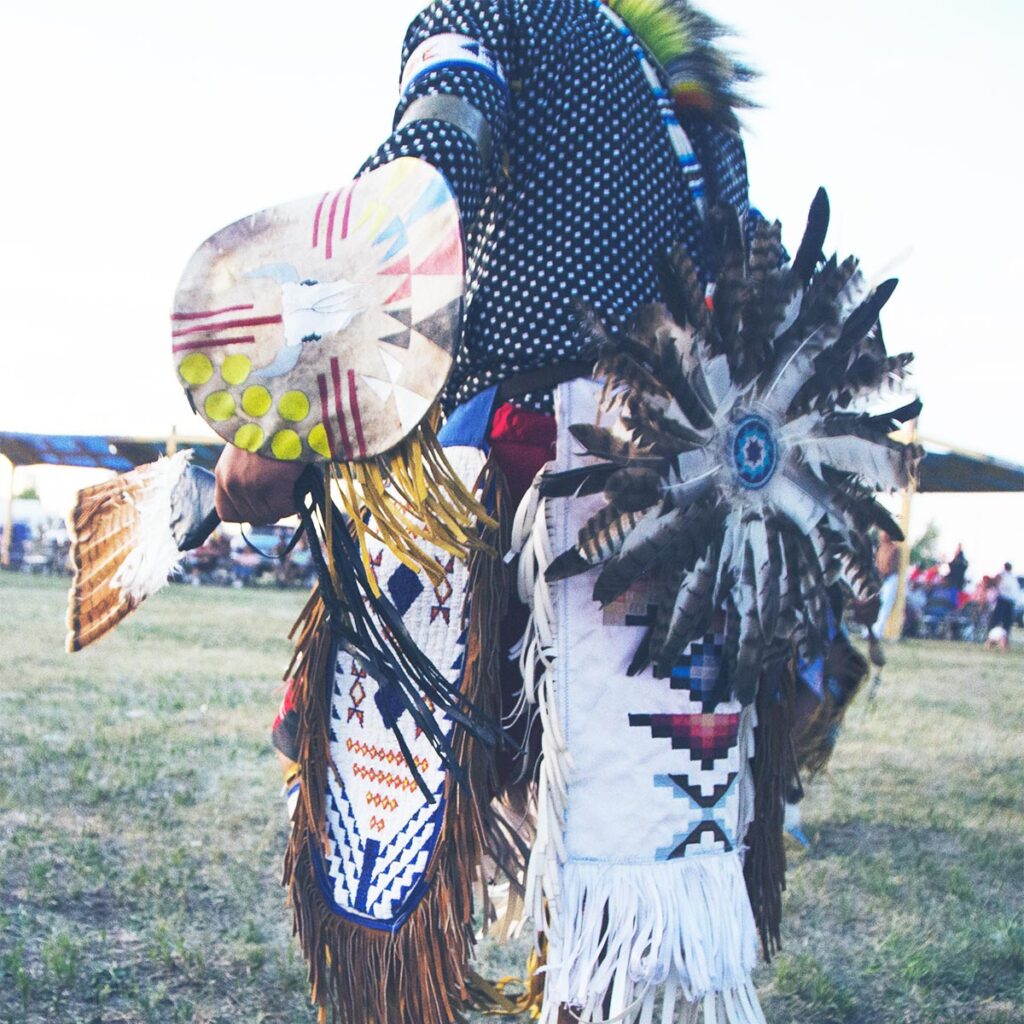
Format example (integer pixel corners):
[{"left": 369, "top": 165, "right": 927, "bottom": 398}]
[
  {"left": 66, "top": 452, "right": 216, "bottom": 651},
  {"left": 543, "top": 189, "right": 922, "bottom": 704}
]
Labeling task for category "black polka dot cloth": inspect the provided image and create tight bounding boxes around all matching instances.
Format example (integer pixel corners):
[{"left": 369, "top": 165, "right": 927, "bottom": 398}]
[{"left": 360, "top": 0, "right": 755, "bottom": 412}]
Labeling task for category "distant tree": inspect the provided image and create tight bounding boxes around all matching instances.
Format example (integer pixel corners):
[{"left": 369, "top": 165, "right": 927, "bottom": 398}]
[
  {"left": 911, "top": 520, "right": 941, "bottom": 568},
  {"left": 15, "top": 487, "right": 39, "bottom": 501}
]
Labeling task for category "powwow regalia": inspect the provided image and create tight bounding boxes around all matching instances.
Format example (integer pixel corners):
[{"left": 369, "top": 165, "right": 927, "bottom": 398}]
[{"left": 65, "top": 2, "right": 923, "bottom": 1022}]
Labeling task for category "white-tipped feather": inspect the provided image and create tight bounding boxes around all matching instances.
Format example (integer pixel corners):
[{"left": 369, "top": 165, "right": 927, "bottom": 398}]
[
  {"left": 66, "top": 451, "right": 193, "bottom": 651},
  {"left": 795, "top": 434, "right": 912, "bottom": 492},
  {"left": 111, "top": 453, "right": 191, "bottom": 601}
]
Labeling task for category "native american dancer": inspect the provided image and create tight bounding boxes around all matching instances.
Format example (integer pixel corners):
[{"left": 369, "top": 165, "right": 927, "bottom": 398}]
[{"left": 66, "top": 2, "right": 921, "bottom": 1022}]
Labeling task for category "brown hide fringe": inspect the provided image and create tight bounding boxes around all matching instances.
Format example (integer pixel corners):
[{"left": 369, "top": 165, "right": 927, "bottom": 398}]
[
  {"left": 282, "top": 456, "right": 513, "bottom": 1024},
  {"left": 794, "top": 635, "right": 869, "bottom": 780},
  {"left": 743, "top": 650, "right": 796, "bottom": 961},
  {"left": 460, "top": 464, "right": 532, "bottom": 899}
]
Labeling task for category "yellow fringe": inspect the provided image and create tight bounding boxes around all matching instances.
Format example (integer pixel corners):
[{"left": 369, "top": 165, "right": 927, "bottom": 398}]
[
  {"left": 469, "top": 945, "right": 546, "bottom": 1019},
  {"left": 327, "top": 412, "right": 497, "bottom": 593}
]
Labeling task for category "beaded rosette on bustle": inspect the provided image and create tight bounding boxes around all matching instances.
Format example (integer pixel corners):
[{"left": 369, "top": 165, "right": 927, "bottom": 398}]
[
  {"left": 542, "top": 190, "right": 922, "bottom": 705},
  {"left": 509, "top": 193, "right": 922, "bottom": 1023}
]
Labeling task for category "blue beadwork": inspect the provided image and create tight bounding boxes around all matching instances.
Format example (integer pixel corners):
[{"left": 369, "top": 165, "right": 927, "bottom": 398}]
[{"left": 731, "top": 415, "right": 778, "bottom": 490}]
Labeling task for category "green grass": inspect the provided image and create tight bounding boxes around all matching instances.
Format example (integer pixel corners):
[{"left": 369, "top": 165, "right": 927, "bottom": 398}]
[{"left": 1, "top": 573, "right": 1022, "bottom": 1023}]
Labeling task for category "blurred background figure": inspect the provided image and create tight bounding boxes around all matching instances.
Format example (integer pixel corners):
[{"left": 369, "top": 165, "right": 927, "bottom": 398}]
[
  {"left": 869, "top": 530, "right": 901, "bottom": 664},
  {"left": 946, "top": 543, "right": 968, "bottom": 591},
  {"left": 987, "top": 562, "right": 1022, "bottom": 650}
]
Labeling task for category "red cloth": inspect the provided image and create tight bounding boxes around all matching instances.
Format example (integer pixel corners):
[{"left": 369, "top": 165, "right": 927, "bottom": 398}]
[{"left": 488, "top": 402, "right": 556, "bottom": 508}]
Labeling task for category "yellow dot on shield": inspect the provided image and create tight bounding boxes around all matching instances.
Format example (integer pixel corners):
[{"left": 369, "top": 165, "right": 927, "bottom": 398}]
[
  {"left": 221, "top": 354, "right": 252, "bottom": 385},
  {"left": 308, "top": 424, "right": 331, "bottom": 458},
  {"left": 204, "top": 391, "right": 236, "bottom": 422},
  {"left": 179, "top": 353, "right": 213, "bottom": 386},
  {"left": 271, "top": 429, "right": 302, "bottom": 461},
  {"left": 279, "top": 391, "right": 310, "bottom": 422},
  {"left": 233, "top": 424, "right": 264, "bottom": 452},
  {"left": 242, "top": 385, "right": 272, "bottom": 417}
]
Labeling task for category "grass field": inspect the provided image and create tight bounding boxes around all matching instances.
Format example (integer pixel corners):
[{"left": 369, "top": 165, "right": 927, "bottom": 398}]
[{"left": 1, "top": 572, "right": 1021, "bottom": 1024}]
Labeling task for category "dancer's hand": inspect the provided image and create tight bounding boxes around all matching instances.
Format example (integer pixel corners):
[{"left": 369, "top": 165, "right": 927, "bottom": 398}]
[{"left": 214, "top": 446, "right": 305, "bottom": 524}]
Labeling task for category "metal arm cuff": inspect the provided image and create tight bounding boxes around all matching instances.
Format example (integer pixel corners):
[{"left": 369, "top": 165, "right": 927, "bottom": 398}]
[{"left": 396, "top": 94, "right": 495, "bottom": 174}]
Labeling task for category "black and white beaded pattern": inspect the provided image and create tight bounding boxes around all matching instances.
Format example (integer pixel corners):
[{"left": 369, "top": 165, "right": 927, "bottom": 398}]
[{"left": 362, "top": 0, "right": 752, "bottom": 412}]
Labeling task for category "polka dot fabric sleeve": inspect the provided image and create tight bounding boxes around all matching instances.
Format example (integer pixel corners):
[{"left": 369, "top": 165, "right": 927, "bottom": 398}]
[
  {"left": 360, "top": 1, "right": 516, "bottom": 234},
  {"left": 357, "top": 1, "right": 756, "bottom": 413}
]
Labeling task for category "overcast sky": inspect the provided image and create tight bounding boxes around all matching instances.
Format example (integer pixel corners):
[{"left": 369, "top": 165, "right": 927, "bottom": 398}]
[{"left": 1, "top": 0, "right": 1021, "bottom": 576}]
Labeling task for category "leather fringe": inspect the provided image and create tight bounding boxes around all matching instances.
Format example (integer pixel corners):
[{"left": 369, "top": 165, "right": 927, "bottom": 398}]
[
  {"left": 463, "top": 464, "right": 532, "bottom": 896},
  {"left": 331, "top": 411, "right": 496, "bottom": 593},
  {"left": 283, "top": 456, "right": 515, "bottom": 1024},
  {"left": 742, "top": 647, "right": 795, "bottom": 961},
  {"left": 794, "top": 634, "right": 869, "bottom": 780}
]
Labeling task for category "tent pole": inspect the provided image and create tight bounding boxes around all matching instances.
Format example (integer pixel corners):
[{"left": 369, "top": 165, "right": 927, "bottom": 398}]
[
  {"left": 886, "top": 419, "right": 918, "bottom": 641},
  {"left": 1, "top": 457, "right": 15, "bottom": 569}
]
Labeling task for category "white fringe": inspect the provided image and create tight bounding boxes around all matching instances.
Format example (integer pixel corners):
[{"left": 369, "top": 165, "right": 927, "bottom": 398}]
[
  {"left": 544, "top": 856, "right": 763, "bottom": 1024},
  {"left": 511, "top": 461, "right": 766, "bottom": 1024},
  {"left": 512, "top": 477, "right": 572, "bottom": 941},
  {"left": 735, "top": 707, "right": 758, "bottom": 852},
  {"left": 111, "top": 450, "right": 192, "bottom": 602}
]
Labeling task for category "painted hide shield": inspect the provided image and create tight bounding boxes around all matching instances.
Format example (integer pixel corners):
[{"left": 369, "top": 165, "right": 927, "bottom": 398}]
[{"left": 172, "top": 158, "right": 464, "bottom": 463}]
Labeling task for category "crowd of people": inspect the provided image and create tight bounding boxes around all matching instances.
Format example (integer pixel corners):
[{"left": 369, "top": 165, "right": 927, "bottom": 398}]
[
  {"left": 3, "top": 520, "right": 316, "bottom": 590},
  {"left": 898, "top": 546, "right": 1021, "bottom": 648},
  {"left": 4, "top": 518, "right": 1020, "bottom": 647},
  {"left": 182, "top": 527, "right": 316, "bottom": 589}
]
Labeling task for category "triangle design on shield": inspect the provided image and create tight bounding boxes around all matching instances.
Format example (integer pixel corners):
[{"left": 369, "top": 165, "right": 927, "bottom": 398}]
[
  {"left": 412, "top": 229, "right": 461, "bottom": 277},
  {"left": 413, "top": 297, "right": 462, "bottom": 355},
  {"left": 383, "top": 307, "right": 412, "bottom": 328},
  {"left": 383, "top": 276, "right": 412, "bottom": 306}
]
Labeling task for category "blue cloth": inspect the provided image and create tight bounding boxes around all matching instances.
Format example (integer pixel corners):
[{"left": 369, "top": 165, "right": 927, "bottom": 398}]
[{"left": 436, "top": 385, "right": 498, "bottom": 450}]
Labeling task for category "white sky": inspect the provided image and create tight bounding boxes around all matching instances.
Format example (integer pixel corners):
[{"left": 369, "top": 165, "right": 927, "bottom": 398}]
[{"left": 1, "top": 0, "right": 1021, "bottom": 578}]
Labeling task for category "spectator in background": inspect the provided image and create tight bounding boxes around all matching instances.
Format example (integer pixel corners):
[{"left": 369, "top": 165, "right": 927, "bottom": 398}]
[
  {"left": 988, "top": 562, "right": 1022, "bottom": 648},
  {"left": 869, "top": 530, "right": 901, "bottom": 665},
  {"left": 904, "top": 579, "right": 927, "bottom": 638},
  {"left": 947, "top": 544, "right": 968, "bottom": 592}
]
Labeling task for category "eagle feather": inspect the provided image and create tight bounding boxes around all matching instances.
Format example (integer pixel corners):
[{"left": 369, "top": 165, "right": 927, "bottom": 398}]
[{"left": 541, "top": 189, "right": 921, "bottom": 706}]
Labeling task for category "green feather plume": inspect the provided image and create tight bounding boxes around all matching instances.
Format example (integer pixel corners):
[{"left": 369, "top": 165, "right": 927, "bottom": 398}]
[{"left": 607, "top": 0, "right": 756, "bottom": 127}]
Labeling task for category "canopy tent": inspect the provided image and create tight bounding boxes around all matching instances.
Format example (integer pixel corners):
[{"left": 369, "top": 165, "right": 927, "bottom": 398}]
[
  {"left": 3, "top": 429, "right": 1021, "bottom": 575},
  {"left": 0, "top": 432, "right": 224, "bottom": 566},
  {"left": 0, "top": 432, "right": 224, "bottom": 473},
  {"left": 4, "top": 432, "right": 1020, "bottom": 492},
  {"left": 918, "top": 447, "right": 1024, "bottom": 493}
]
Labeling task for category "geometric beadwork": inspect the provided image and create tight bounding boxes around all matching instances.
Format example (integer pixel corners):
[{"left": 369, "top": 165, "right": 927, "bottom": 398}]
[
  {"left": 627, "top": 616, "right": 746, "bottom": 860},
  {"left": 668, "top": 612, "right": 727, "bottom": 712},
  {"left": 346, "top": 659, "right": 368, "bottom": 727},
  {"left": 628, "top": 711, "right": 740, "bottom": 770},
  {"left": 654, "top": 772, "right": 739, "bottom": 856},
  {"left": 318, "top": 446, "right": 482, "bottom": 929}
]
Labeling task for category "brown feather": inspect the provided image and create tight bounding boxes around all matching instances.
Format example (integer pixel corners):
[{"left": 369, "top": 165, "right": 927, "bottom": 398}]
[{"left": 66, "top": 460, "right": 187, "bottom": 652}]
